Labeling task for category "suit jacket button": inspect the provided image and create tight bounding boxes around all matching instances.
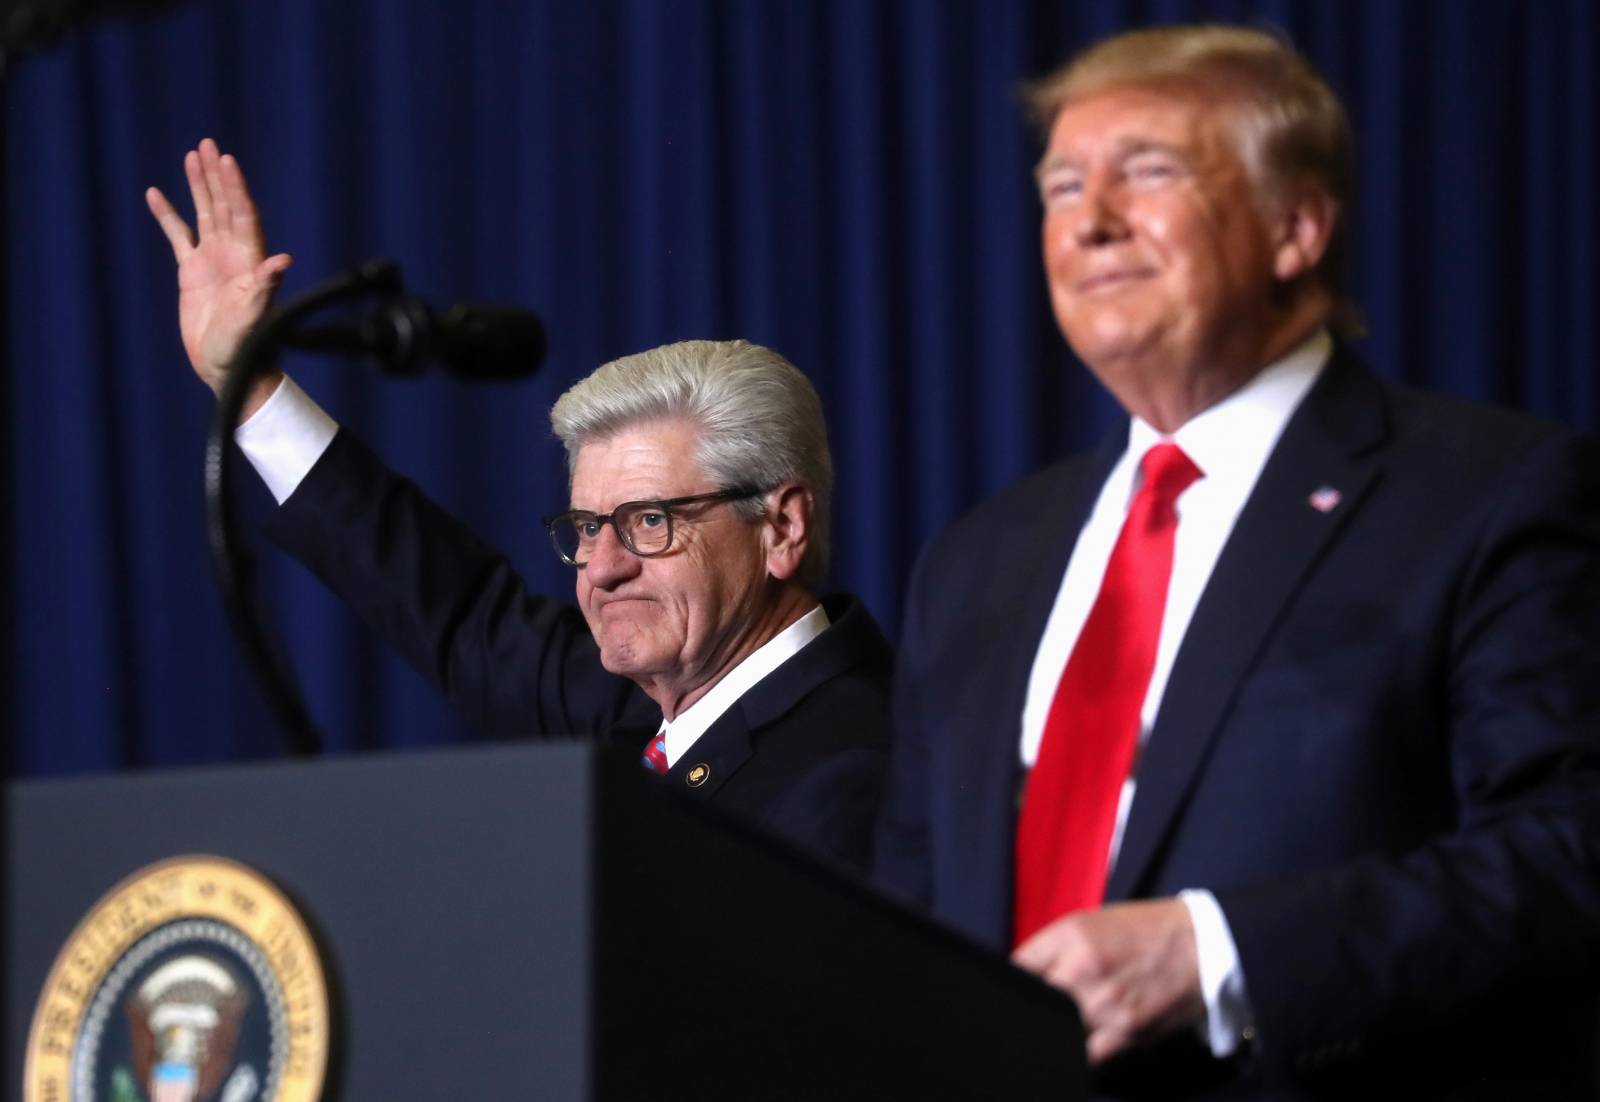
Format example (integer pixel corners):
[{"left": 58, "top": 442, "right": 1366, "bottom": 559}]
[{"left": 686, "top": 763, "right": 710, "bottom": 787}]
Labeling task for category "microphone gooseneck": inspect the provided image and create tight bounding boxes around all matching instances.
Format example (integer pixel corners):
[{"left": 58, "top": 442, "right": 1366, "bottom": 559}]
[{"left": 208, "top": 260, "right": 546, "bottom": 757}]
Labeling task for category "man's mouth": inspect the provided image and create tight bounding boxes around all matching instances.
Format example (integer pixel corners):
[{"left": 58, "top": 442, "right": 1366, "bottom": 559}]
[
  {"left": 1074, "top": 268, "right": 1155, "bottom": 294},
  {"left": 596, "top": 596, "right": 654, "bottom": 618}
]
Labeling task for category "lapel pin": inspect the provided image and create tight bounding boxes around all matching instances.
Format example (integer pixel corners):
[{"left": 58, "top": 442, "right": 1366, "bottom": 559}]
[
  {"left": 1307, "top": 485, "right": 1342, "bottom": 514},
  {"left": 686, "top": 764, "right": 710, "bottom": 787}
]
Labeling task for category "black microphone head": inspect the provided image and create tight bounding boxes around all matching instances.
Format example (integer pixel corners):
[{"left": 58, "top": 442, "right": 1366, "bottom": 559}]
[{"left": 434, "top": 304, "right": 546, "bottom": 380}]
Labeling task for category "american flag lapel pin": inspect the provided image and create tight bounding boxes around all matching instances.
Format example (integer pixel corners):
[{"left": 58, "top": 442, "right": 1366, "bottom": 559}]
[{"left": 1308, "top": 485, "right": 1342, "bottom": 514}]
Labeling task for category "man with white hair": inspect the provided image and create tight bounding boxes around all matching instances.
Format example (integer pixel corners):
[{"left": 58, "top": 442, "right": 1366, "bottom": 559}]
[{"left": 148, "top": 144, "right": 892, "bottom": 870}]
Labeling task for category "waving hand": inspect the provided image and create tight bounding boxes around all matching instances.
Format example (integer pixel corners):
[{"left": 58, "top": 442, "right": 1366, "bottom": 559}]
[{"left": 146, "top": 138, "right": 291, "bottom": 416}]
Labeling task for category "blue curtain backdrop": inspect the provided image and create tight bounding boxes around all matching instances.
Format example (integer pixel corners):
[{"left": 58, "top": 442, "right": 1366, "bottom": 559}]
[{"left": 5, "top": 0, "right": 1596, "bottom": 777}]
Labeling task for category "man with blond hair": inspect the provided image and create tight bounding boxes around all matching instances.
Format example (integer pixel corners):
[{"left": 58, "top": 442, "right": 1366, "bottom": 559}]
[
  {"left": 876, "top": 24, "right": 1600, "bottom": 1097},
  {"left": 148, "top": 144, "right": 892, "bottom": 871}
]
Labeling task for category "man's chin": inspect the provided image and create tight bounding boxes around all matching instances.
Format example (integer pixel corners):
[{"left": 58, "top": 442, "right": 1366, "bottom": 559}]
[
  {"left": 595, "top": 637, "right": 663, "bottom": 681},
  {"left": 1063, "top": 322, "right": 1170, "bottom": 377},
  {"left": 600, "top": 659, "right": 644, "bottom": 686}
]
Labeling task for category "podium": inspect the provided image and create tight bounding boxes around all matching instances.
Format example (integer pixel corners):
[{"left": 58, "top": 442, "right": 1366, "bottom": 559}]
[{"left": 6, "top": 743, "right": 1084, "bottom": 1099}]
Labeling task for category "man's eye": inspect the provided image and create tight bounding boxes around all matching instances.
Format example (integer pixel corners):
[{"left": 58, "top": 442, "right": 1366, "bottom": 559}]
[
  {"left": 637, "top": 511, "right": 668, "bottom": 529},
  {"left": 576, "top": 520, "right": 602, "bottom": 539},
  {"left": 1041, "top": 176, "right": 1082, "bottom": 203},
  {"left": 1126, "top": 157, "right": 1180, "bottom": 185}
]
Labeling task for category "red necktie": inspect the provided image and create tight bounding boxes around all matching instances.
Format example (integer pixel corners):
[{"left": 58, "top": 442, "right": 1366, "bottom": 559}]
[{"left": 1013, "top": 442, "right": 1202, "bottom": 946}]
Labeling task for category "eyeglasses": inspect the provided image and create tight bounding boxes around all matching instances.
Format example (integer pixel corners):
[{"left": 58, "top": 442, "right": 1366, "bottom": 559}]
[{"left": 543, "top": 487, "right": 765, "bottom": 567}]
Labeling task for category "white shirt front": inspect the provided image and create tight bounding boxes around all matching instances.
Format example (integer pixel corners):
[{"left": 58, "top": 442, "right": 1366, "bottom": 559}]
[
  {"left": 233, "top": 376, "right": 830, "bottom": 766},
  {"left": 1020, "top": 329, "right": 1332, "bottom": 1055}
]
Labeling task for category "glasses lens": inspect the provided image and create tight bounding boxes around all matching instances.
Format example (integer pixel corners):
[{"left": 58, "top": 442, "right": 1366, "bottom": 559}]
[
  {"left": 550, "top": 514, "right": 598, "bottom": 565},
  {"left": 617, "top": 502, "right": 673, "bottom": 555}
]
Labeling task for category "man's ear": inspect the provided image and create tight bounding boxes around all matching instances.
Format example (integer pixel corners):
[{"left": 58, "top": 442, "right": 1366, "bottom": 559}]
[
  {"left": 1271, "top": 184, "right": 1339, "bottom": 283},
  {"left": 762, "top": 483, "right": 813, "bottom": 582}
]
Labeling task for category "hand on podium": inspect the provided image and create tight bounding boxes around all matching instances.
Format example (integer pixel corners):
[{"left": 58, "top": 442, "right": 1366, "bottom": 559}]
[{"left": 1013, "top": 897, "right": 1204, "bottom": 1065}]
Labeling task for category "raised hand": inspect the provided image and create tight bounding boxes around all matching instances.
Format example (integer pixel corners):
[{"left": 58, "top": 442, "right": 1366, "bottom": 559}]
[{"left": 146, "top": 138, "right": 291, "bottom": 413}]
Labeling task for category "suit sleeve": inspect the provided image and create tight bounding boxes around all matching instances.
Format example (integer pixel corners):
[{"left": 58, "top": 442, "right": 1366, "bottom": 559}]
[
  {"left": 262, "top": 429, "right": 650, "bottom": 739},
  {"left": 1215, "top": 430, "right": 1600, "bottom": 1084}
]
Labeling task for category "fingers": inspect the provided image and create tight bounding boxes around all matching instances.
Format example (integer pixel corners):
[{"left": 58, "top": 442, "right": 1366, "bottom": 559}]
[
  {"left": 183, "top": 147, "right": 213, "bottom": 235},
  {"left": 1014, "top": 922, "right": 1131, "bottom": 1064},
  {"left": 1012, "top": 938, "right": 1050, "bottom": 974},
  {"left": 1081, "top": 980, "right": 1187, "bottom": 1065},
  {"left": 1013, "top": 913, "right": 1099, "bottom": 981},
  {"left": 144, "top": 186, "right": 195, "bottom": 260},
  {"left": 174, "top": 137, "right": 268, "bottom": 254},
  {"left": 254, "top": 253, "right": 293, "bottom": 285},
  {"left": 219, "top": 150, "right": 260, "bottom": 234},
  {"left": 1011, "top": 902, "right": 1205, "bottom": 1067},
  {"left": 1087, "top": 1023, "right": 1135, "bottom": 1065},
  {"left": 198, "top": 138, "right": 233, "bottom": 236},
  {"left": 1013, "top": 920, "right": 1069, "bottom": 973}
]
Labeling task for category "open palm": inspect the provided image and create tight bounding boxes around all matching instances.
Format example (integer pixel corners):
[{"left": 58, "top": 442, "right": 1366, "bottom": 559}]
[{"left": 146, "top": 138, "right": 291, "bottom": 394}]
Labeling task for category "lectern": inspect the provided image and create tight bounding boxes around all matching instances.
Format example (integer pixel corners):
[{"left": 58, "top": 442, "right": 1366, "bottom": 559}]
[{"left": 6, "top": 743, "right": 1084, "bottom": 1099}]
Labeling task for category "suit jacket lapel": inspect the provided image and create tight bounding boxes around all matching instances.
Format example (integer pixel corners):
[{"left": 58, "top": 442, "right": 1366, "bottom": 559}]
[
  {"left": 661, "top": 595, "right": 892, "bottom": 802},
  {"left": 1105, "top": 353, "right": 1391, "bottom": 902},
  {"left": 994, "top": 430, "right": 1129, "bottom": 748},
  {"left": 947, "top": 428, "right": 1127, "bottom": 942},
  {"left": 665, "top": 710, "right": 754, "bottom": 800}
]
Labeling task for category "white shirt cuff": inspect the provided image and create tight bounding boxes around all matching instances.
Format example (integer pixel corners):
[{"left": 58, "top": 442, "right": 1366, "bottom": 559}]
[
  {"left": 233, "top": 375, "right": 340, "bottom": 504},
  {"left": 1179, "top": 888, "right": 1255, "bottom": 1058}
]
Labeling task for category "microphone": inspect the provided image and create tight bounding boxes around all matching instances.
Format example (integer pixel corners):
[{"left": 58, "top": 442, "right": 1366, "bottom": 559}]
[
  {"left": 424, "top": 303, "right": 548, "bottom": 381},
  {"left": 287, "top": 292, "right": 546, "bottom": 381}
]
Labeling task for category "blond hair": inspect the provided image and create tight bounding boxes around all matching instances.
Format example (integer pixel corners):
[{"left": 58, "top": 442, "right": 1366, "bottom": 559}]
[{"left": 1027, "top": 24, "right": 1363, "bottom": 336}]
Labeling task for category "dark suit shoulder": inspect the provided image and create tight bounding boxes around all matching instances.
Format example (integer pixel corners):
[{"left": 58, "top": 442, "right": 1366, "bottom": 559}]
[
  {"left": 1381, "top": 376, "right": 1594, "bottom": 458},
  {"left": 1321, "top": 365, "right": 1600, "bottom": 548},
  {"left": 915, "top": 444, "right": 1114, "bottom": 602},
  {"left": 939, "top": 448, "right": 1113, "bottom": 544},
  {"left": 1309, "top": 348, "right": 1594, "bottom": 469},
  {"left": 734, "top": 594, "right": 893, "bottom": 770},
  {"left": 709, "top": 594, "right": 893, "bottom": 872}
]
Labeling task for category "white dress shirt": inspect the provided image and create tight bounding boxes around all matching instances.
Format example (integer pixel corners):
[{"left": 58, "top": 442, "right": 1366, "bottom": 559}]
[
  {"left": 1020, "top": 330, "right": 1332, "bottom": 1056},
  {"left": 233, "top": 375, "right": 830, "bottom": 765}
]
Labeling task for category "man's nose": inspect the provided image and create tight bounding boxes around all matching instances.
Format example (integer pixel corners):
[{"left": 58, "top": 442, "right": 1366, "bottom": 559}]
[
  {"left": 582, "top": 523, "right": 642, "bottom": 588},
  {"left": 1069, "top": 179, "right": 1128, "bottom": 247}
]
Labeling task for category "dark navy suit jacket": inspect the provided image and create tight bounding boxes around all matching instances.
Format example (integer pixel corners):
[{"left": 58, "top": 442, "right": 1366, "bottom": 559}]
[
  {"left": 265, "top": 430, "right": 893, "bottom": 872},
  {"left": 876, "top": 350, "right": 1600, "bottom": 1097}
]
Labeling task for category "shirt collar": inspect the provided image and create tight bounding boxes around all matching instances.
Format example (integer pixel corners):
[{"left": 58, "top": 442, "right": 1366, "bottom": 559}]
[
  {"left": 1127, "top": 329, "right": 1332, "bottom": 487},
  {"left": 659, "top": 603, "right": 830, "bottom": 766}
]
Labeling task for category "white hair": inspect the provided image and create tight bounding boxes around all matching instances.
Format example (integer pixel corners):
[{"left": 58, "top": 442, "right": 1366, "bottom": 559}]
[{"left": 549, "top": 339, "right": 833, "bottom": 586}]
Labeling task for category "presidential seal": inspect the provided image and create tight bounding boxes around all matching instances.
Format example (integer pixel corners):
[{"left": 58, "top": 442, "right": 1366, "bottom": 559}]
[{"left": 23, "top": 856, "right": 330, "bottom": 1102}]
